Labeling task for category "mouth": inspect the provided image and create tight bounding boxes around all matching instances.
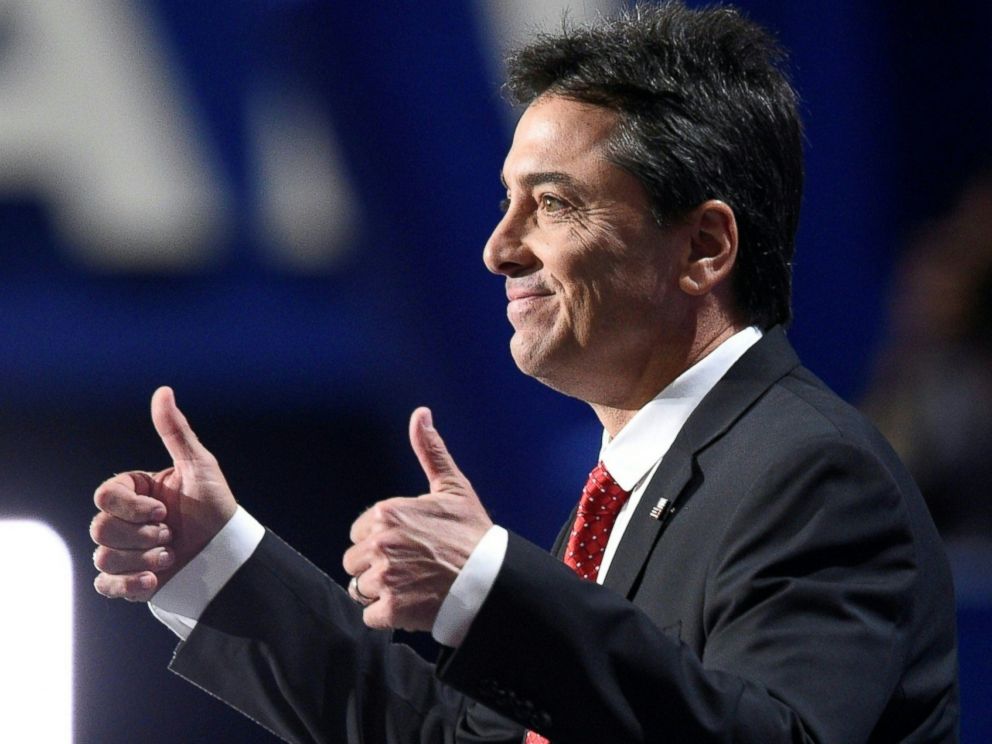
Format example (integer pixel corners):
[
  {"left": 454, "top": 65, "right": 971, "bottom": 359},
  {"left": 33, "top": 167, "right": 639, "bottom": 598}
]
[
  {"left": 506, "top": 288, "right": 554, "bottom": 323},
  {"left": 507, "top": 291, "right": 553, "bottom": 304},
  {"left": 506, "top": 283, "right": 554, "bottom": 302}
]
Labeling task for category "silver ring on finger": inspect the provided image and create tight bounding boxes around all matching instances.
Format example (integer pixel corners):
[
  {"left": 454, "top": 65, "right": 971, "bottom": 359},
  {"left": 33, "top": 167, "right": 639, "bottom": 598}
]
[{"left": 349, "top": 574, "right": 375, "bottom": 606}]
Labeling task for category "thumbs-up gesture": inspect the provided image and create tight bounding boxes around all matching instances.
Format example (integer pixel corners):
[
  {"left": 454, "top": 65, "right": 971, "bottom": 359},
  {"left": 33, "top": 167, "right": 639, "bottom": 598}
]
[
  {"left": 91, "top": 387, "right": 237, "bottom": 602},
  {"left": 343, "top": 407, "right": 493, "bottom": 632}
]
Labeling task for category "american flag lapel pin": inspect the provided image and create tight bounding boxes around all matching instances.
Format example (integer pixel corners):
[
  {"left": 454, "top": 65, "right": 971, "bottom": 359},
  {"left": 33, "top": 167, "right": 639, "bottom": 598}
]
[{"left": 649, "top": 497, "right": 673, "bottom": 521}]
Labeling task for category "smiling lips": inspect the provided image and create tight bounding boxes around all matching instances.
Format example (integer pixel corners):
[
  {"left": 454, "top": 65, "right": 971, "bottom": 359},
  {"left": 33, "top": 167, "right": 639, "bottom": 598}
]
[
  {"left": 505, "top": 283, "right": 554, "bottom": 322},
  {"left": 506, "top": 282, "right": 553, "bottom": 302}
]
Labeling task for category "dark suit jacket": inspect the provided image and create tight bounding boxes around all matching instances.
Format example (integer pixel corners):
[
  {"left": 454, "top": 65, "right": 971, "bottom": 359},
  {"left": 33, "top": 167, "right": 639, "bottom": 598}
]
[{"left": 169, "top": 328, "right": 959, "bottom": 743}]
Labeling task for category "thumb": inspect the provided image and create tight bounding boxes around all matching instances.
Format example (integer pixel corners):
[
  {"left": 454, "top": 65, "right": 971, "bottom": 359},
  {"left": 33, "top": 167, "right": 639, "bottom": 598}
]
[
  {"left": 151, "top": 386, "right": 211, "bottom": 466},
  {"left": 409, "top": 407, "right": 465, "bottom": 492}
]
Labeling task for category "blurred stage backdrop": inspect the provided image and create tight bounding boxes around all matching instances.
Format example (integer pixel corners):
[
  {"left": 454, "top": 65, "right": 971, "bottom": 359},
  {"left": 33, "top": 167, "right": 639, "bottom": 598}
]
[{"left": 0, "top": 1, "right": 989, "bottom": 741}]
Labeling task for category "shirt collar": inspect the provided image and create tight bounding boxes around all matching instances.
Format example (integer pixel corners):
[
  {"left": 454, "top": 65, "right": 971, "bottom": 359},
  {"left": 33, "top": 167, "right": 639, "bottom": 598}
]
[{"left": 600, "top": 326, "right": 763, "bottom": 492}]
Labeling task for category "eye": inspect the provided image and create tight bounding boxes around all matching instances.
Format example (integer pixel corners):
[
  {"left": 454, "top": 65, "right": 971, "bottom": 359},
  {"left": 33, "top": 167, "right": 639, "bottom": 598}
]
[
  {"left": 540, "top": 194, "right": 568, "bottom": 213},
  {"left": 499, "top": 196, "right": 511, "bottom": 213}
]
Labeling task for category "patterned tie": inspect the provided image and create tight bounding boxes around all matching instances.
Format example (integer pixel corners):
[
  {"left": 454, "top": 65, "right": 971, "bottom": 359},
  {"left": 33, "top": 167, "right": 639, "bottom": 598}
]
[{"left": 524, "top": 462, "right": 632, "bottom": 744}]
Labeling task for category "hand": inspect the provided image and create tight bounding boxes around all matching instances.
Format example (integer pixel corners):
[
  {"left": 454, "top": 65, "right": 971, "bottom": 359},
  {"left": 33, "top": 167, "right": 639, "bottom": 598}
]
[
  {"left": 343, "top": 407, "right": 493, "bottom": 631},
  {"left": 90, "top": 386, "right": 237, "bottom": 601}
]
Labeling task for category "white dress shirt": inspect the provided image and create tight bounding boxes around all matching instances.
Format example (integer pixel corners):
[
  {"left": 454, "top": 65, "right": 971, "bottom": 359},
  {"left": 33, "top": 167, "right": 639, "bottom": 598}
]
[{"left": 150, "top": 327, "right": 762, "bottom": 644}]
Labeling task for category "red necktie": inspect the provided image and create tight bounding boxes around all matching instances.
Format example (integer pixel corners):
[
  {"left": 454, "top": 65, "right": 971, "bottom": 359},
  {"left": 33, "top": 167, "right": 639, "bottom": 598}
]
[{"left": 524, "top": 462, "right": 632, "bottom": 744}]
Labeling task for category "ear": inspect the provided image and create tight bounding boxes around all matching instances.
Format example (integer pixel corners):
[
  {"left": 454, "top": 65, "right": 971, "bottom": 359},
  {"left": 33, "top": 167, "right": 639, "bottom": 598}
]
[{"left": 678, "top": 200, "right": 738, "bottom": 296}]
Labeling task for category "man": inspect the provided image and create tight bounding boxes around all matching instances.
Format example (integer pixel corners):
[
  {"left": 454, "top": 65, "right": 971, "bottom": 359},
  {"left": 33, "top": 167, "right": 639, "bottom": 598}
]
[{"left": 90, "top": 3, "right": 959, "bottom": 742}]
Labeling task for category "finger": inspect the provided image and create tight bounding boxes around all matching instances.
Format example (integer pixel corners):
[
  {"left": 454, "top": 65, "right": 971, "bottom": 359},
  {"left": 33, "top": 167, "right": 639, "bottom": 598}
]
[
  {"left": 362, "top": 594, "right": 397, "bottom": 631},
  {"left": 408, "top": 407, "right": 465, "bottom": 492},
  {"left": 90, "top": 513, "right": 171, "bottom": 550},
  {"left": 349, "top": 497, "right": 412, "bottom": 543},
  {"left": 151, "top": 386, "right": 212, "bottom": 466},
  {"left": 93, "top": 545, "right": 174, "bottom": 575},
  {"left": 99, "top": 471, "right": 159, "bottom": 497},
  {"left": 355, "top": 567, "right": 384, "bottom": 604},
  {"left": 347, "top": 574, "right": 377, "bottom": 606},
  {"left": 342, "top": 539, "right": 376, "bottom": 577},
  {"left": 93, "top": 571, "right": 158, "bottom": 602},
  {"left": 93, "top": 479, "right": 167, "bottom": 523}
]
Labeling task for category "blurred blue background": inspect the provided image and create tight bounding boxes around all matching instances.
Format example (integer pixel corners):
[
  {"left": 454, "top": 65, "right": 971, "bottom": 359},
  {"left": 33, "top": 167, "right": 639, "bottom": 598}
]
[{"left": 0, "top": 1, "right": 989, "bottom": 741}]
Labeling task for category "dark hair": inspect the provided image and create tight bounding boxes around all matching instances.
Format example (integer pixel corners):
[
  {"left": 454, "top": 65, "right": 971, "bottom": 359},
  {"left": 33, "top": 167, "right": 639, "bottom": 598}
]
[{"left": 505, "top": 1, "right": 804, "bottom": 329}]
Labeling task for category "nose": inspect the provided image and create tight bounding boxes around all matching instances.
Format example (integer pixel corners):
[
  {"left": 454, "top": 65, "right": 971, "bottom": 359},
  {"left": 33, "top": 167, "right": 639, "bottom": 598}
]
[{"left": 482, "top": 209, "right": 538, "bottom": 277}]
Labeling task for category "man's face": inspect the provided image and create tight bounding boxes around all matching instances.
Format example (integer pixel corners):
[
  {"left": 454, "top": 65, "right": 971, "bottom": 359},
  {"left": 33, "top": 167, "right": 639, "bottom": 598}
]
[{"left": 484, "top": 95, "right": 688, "bottom": 407}]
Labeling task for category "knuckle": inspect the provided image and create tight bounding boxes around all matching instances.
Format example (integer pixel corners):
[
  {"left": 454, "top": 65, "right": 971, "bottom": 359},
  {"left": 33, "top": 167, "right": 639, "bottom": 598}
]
[
  {"left": 363, "top": 597, "right": 393, "bottom": 630},
  {"left": 375, "top": 497, "right": 412, "bottom": 525},
  {"left": 437, "top": 475, "right": 466, "bottom": 492},
  {"left": 89, "top": 514, "right": 104, "bottom": 543},
  {"left": 357, "top": 564, "right": 379, "bottom": 589},
  {"left": 427, "top": 438, "right": 447, "bottom": 461},
  {"left": 348, "top": 520, "right": 364, "bottom": 544},
  {"left": 101, "top": 488, "right": 124, "bottom": 516},
  {"left": 139, "top": 524, "right": 162, "bottom": 548},
  {"left": 367, "top": 531, "right": 395, "bottom": 558},
  {"left": 372, "top": 502, "right": 394, "bottom": 523},
  {"left": 93, "top": 484, "right": 112, "bottom": 511},
  {"left": 342, "top": 547, "right": 362, "bottom": 575},
  {"left": 381, "top": 531, "right": 407, "bottom": 559},
  {"left": 362, "top": 606, "right": 385, "bottom": 629},
  {"left": 366, "top": 533, "right": 385, "bottom": 554},
  {"left": 93, "top": 573, "right": 117, "bottom": 598}
]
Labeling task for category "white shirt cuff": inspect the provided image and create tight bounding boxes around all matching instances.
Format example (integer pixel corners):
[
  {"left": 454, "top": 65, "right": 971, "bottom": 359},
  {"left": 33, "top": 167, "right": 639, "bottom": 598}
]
[
  {"left": 431, "top": 525, "right": 507, "bottom": 648},
  {"left": 148, "top": 506, "right": 265, "bottom": 640}
]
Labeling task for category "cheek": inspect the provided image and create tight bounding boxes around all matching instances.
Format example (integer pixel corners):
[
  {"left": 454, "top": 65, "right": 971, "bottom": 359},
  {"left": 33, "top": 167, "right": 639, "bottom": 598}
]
[
  {"left": 558, "top": 226, "right": 631, "bottom": 317},
  {"left": 550, "top": 264, "right": 595, "bottom": 324}
]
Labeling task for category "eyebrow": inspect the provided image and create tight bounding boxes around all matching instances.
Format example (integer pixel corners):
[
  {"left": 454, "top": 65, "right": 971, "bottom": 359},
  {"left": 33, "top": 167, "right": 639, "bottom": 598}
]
[{"left": 500, "top": 171, "right": 579, "bottom": 191}]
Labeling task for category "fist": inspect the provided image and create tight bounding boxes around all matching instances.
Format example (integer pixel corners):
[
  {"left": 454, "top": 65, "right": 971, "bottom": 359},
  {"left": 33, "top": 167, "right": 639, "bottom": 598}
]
[
  {"left": 343, "top": 407, "right": 492, "bottom": 631},
  {"left": 91, "top": 387, "right": 237, "bottom": 601}
]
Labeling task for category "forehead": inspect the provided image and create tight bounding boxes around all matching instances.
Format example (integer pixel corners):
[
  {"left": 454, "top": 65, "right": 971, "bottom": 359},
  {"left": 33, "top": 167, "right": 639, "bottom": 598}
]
[{"left": 502, "top": 95, "right": 619, "bottom": 181}]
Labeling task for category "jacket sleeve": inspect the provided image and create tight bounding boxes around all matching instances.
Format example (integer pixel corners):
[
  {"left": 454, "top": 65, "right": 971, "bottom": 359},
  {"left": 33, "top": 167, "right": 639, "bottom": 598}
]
[
  {"left": 435, "top": 438, "right": 956, "bottom": 743},
  {"left": 167, "top": 529, "right": 522, "bottom": 744}
]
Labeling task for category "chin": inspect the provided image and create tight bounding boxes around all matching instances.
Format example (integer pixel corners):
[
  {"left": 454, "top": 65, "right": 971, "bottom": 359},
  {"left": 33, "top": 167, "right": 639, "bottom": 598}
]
[
  {"left": 509, "top": 333, "right": 586, "bottom": 398},
  {"left": 509, "top": 331, "right": 553, "bottom": 377}
]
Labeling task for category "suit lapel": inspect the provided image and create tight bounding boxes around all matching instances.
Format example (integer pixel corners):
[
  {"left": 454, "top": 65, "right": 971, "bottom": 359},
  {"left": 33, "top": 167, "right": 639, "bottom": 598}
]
[
  {"left": 602, "top": 327, "right": 801, "bottom": 598},
  {"left": 550, "top": 505, "right": 577, "bottom": 559},
  {"left": 602, "top": 439, "right": 693, "bottom": 595}
]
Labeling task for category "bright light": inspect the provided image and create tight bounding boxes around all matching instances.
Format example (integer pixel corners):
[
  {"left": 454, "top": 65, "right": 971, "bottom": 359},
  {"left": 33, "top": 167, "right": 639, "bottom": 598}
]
[{"left": 0, "top": 521, "right": 73, "bottom": 742}]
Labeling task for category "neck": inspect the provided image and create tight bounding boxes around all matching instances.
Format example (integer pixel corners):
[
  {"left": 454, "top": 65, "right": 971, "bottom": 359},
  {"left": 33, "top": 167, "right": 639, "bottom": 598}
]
[{"left": 590, "top": 319, "right": 745, "bottom": 437}]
